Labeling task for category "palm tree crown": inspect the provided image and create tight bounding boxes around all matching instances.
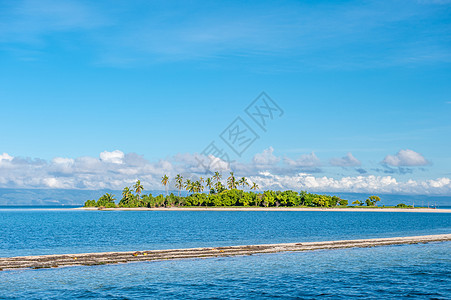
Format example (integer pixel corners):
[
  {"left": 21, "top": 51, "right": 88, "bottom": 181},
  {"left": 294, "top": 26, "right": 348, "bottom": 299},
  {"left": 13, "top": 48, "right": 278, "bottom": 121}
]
[
  {"left": 133, "top": 180, "right": 144, "bottom": 198},
  {"left": 239, "top": 177, "right": 249, "bottom": 189},
  {"left": 205, "top": 178, "right": 213, "bottom": 193},
  {"left": 251, "top": 182, "right": 259, "bottom": 191},
  {"left": 213, "top": 171, "right": 222, "bottom": 183},
  {"left": 161, "top": 175, "right": 169, "bottom": 196},
  {"left": 227, "top": 172, "right": 237, "bottom": 189},
  {"left": 122, "top": 186, "right": 131, "bottom": 198},
  {"left": 185, "top": 179, "right": 195, "bottom": 194},
  {"left": 175, "top": 174, "right": 183, "bottom": 196}
]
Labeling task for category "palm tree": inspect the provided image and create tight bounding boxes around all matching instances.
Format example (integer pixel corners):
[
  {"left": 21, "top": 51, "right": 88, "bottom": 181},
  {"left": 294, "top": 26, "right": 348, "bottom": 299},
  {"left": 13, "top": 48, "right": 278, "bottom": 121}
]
[
  {"left": 119, "top": 187, "right": 133, "bottom": 207},
  {"left": 199, "top": 177, "right": 204, "bottom": 192},
  {"left": 205, "top": 178, "right": 213, "bottom": 194},
  {"left": 213, "top": 171, "right": 222, "bottom": 184},
  {"left": 194, "top": 181, "right": 202, "bottom": 193},
  {"left": 251, "top": 182, "right": 259, "bottom": 191},
  {"left": 105, "top": 193, "right": 115, "bottom": 202},
  {"left": 185, "top": 179, "right": 195, "bottom": 194},
  {"left": 161, "top": 175, "right": 169, "bottom": 196},
  {"left": 175, "top": 174, "right": 183, "bottom": 196},
  {"left": 238, "top": 177, "right": 249, "bottom": 190},
  {"left": 197, "top": 177, "right": 205, "bottom": 193},
  {"left": 215, "top": 181, "right": 225, "bottom": 193},
  {"left": 122, "top": 186, "right": 132, "bottom": 199},
  {"left": 98, "top": 193, "right": 116, "bottom": 207},
  {"left": 133, "top": 180, "right": 144, "bottom": 199},
  {"left": 227, "top": 172, "right": 237, "bottom": 190}
]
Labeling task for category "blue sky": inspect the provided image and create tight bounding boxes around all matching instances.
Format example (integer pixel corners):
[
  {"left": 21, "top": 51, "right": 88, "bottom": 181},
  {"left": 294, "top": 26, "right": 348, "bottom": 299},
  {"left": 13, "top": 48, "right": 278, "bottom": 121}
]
[{"left": 0, "top": 0, "right": 451, "bottom": 194}]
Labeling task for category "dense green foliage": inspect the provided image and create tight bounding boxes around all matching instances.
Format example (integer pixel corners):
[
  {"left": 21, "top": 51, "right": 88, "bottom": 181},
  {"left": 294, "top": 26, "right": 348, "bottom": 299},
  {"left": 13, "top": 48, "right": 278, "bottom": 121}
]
[
  {"left": 365, "top": 195, "right": 381, "bottom": 206},
  {"left": 84, "top": 193, "right": 116, "bottom": 208},
  {"left": 86, "top": 189, "right": 351, "bottom": 208},
  {"left": 83, "top": 173, "right": 410, "bottom": 209}
]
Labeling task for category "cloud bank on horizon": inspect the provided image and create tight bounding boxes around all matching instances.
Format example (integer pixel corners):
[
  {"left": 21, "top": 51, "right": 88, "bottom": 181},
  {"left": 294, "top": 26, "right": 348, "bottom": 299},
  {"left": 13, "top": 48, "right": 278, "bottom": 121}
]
[{"left": 1, "top": 149, "right": 449, "bottom": 195}]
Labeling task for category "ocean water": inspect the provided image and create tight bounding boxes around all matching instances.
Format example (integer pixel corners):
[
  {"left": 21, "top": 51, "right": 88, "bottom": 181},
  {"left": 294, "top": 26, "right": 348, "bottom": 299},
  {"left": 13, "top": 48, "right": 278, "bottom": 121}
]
[
  {"left": 0, "top": 210, "right": 450, "bottom": 257},
  {"left": 1, "top": 242, "right": 450, "bottom": 299},
  {"left": 0, "top": 209, "right": 450, "bottom": 299}
]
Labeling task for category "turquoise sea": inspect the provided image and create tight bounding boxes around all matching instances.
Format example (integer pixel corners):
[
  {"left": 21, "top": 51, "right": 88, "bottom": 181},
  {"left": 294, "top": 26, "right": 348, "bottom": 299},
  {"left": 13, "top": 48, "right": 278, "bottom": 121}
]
[{"left": 0, "top": 209, "right": 450, "bottom": 299}]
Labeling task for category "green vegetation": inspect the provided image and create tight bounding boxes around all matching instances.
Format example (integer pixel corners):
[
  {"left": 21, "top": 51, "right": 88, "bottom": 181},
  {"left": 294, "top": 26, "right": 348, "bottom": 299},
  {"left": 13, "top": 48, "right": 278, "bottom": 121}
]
[
  {"left": 85, "top": 193, "right": 116, "bottom": 208},
  {"left": 83, "top": 173, "right": 409, "bottom": 209},
  {"left": 352, "top": 200, "right": 362, "bottom": 206},
  {"left": 366, "top": 195, "right": 381, "bottom": 206}
]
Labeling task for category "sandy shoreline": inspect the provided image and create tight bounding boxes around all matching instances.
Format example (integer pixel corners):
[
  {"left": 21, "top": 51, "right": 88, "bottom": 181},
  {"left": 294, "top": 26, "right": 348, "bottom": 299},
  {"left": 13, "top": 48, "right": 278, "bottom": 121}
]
[
  {"left": 1, "top": 234, "right": 450, "bottom": 271},
  {"left": 73, "top": 207, "right": 451, "bottom": 213}
]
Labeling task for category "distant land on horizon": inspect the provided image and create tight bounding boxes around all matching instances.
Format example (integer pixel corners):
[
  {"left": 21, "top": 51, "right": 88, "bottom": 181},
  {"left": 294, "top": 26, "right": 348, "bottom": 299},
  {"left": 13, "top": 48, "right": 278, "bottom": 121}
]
[{"left": 0, "top": 188, "right": 449, "bottom": 207}]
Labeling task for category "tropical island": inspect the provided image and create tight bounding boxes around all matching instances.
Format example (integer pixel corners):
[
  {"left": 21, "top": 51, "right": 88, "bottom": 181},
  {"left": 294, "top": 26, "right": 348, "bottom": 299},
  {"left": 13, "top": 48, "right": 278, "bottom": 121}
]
[{"left": 83, "top": 172, "right": 415, "bottom": 209}]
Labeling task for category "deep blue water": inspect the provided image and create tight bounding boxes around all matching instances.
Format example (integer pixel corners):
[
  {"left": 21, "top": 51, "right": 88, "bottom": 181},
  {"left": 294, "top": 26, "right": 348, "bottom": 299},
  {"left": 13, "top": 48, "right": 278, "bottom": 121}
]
[{"left": 0, "top": 210, "right": 450, "bottom": 299}]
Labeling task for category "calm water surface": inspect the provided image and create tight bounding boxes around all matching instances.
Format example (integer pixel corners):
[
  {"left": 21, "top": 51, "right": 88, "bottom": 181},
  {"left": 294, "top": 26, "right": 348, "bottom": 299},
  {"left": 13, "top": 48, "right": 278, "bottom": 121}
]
[
  {"left": 1, "top": 210, "right": 450, "bottom": 299},
  {"left": 0, "top": 210, "right": 450, "bottom": 257},
  {"left": 0, "top": 242, "right": 449, "bottom": 299}
]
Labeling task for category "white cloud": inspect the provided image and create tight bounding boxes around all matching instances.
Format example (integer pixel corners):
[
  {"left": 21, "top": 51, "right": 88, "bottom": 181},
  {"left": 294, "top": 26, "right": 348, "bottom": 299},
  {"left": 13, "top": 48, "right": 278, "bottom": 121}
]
[
  {"left": 233, "top": 148, "right": 322, "bottom": 175},
  {"left": 427, "top": 177, "right": 450, "bottom": 188},
  {"left": 0, "top": 153, "right": 14, "bottom": 163},
  {"left": 100, "top": 150, "right": 124, "bottom": 164},
  {"left": 249, "top": 172, "right": 451, "bottom": 195},
  {"left": 43, "top": 177, "right": 73, "bottom": 189},
  {"left": 382, "top": 149, "right": 429, "bottom": 167},
  {"left": 52, "top": 157, "right": 74, "bottom": 164},
  {"left": 284, "top": 152, "right": 320, "bottom": 168},
  {"left": 50, "top": 157, "right": 75, "bottom": 175},
  {"left": 252, "top": 147, "right": 279, "bottom": 167},
  {"left": 0, "top": 150, "right": 233, "bottom": 190},
  {"left": 330, "top": 152, "right": 361, "bottom": 167},
  {"left": 1, "top": 149, "right": 450, "bottom": 195}
]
